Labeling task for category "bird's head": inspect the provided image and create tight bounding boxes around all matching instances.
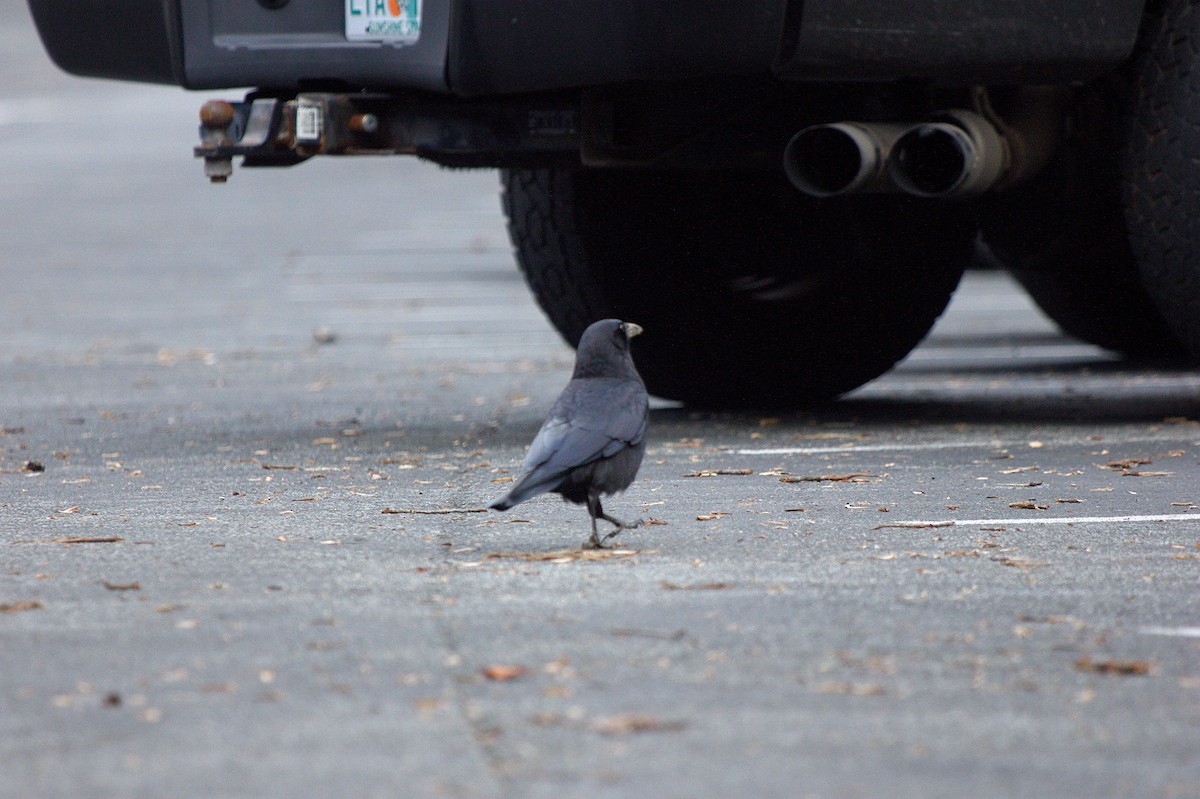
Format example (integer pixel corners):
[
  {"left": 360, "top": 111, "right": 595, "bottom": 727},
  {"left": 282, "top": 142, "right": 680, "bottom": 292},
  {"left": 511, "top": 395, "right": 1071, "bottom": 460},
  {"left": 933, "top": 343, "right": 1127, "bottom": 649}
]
[{"left": 573, "top": 319, "right": 644, "bottom": 379}]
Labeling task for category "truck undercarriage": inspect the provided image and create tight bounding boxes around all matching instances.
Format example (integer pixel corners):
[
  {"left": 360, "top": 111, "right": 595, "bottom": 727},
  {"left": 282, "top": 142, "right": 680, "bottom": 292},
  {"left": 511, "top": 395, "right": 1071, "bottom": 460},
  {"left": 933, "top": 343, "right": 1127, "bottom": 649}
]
[{"left": 26, "top": 0, "right": 1196, "bottom": 405}]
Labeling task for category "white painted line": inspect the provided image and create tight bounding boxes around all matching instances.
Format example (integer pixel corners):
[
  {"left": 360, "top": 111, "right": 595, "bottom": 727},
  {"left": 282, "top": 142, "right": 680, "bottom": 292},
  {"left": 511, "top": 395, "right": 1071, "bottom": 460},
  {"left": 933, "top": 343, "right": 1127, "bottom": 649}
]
[
  {"left": 1139, "top": 626, "right": 1200, "bottom": 638},
  {"left": 737, "top": 433, "right": 1197, "bottom": 456},
  {"left": 876, "top": 513, "right": 1200, "bottom": 529},
  {"left": 739, "top": 441, "right": 1002, "bottom": 455},
  {"left": 903, "top": 344, "right": 1111, "bottom": 361}
]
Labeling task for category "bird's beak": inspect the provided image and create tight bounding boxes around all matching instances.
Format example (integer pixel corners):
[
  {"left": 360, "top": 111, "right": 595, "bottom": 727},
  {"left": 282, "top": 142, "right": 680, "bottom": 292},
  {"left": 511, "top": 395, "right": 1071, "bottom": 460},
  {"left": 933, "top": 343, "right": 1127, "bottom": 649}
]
[{"left": 622, "top": 322, "right": 643, "bottom": 339}]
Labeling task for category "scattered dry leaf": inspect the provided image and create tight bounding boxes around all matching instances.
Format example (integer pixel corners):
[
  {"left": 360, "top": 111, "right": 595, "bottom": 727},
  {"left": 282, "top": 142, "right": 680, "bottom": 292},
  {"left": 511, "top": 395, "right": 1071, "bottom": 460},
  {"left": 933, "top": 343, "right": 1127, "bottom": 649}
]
[
  {"left": 382, "top": 507, "right": 487, "bottom": 514},
  {"left": 102, "top": 581, "right": 140, "bottom": 591},
  {"left": 696, "top": 512, "right": 729, "bottom": 521},
  {"left": 1105, "top": 458, "right": 1151, "bottom": 470},
  {"left": 486, "top": 548, "right": 649, "bottom": 562},
  {"left": 1008, "top": 501, "right": 1048, "bottom": 510},
  {"left": 660, "top": 581, "right": 733, "bottom": 591},
  {"left": 481, "top": 664, "right": 529, "bottom": 682},
  {"left": 1018, "top": 613, "right": 1086, "bottom": 630},
  {"left": 991, "top": 556, "right": 1047, "bottom": 569},
  {"left": 813, "top": 681, "right": 887, "bottom": 696},
  {"left": 0, "top": 600, "right": 43, "bottom": 613},
  {"left": 1075, "top": 657, "right": 1153, "bottom": 676},
  {"left": 780, "top": 473, "right": 876, "bottom": 483},
  {"left": 589, "top": 713, "right": 687, "bottom": 735},
  {"left": 35, "top": 536, "right": 123, "bottom": 544},
  {"left": 873, "top": 521, "right": 954, "bottom": 530},
  {"left": 682, "top": 469, "right": 753, "bottom": 477}
]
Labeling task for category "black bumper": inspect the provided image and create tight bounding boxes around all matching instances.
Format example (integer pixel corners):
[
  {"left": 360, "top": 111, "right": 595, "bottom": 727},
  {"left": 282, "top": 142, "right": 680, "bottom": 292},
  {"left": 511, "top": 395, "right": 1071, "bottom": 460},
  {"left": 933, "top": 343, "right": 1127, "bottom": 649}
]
[{"left": 28, "top": 0, "right": 1145, "bottom": 93}]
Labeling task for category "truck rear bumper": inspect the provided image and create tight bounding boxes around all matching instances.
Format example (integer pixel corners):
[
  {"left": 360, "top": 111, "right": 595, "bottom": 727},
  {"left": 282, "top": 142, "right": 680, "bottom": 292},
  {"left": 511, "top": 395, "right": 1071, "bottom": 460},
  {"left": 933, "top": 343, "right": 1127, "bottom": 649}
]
[{"left": 28, "top": 0, "right": 1145, "bottom": 93}]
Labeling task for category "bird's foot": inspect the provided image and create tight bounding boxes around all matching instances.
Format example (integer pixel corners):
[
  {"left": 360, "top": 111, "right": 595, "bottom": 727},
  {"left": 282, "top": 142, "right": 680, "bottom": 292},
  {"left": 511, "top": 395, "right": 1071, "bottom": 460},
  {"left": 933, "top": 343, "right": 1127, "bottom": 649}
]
[{"left": 593, "top": 517, "right": 644, "bottom": 547}]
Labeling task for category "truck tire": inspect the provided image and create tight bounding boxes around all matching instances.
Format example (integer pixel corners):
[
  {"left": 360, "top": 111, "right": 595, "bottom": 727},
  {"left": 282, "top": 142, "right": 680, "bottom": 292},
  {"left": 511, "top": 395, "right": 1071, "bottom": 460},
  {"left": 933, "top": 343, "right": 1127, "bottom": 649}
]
[
  {"left": 501, "top": 167, "right": 974, "bottom": 406},
  {"left": 1122, "top": 0, "right": 1200, "bottom": 358},
  {"left": 983, "top": 86, "right": 1184, "bottom": 358}
]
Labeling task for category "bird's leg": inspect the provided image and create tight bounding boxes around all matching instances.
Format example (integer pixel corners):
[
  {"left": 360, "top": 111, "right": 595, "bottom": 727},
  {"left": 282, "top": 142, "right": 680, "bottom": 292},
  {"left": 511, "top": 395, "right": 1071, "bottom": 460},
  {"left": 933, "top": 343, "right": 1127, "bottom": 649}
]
[
  {"left": 586, "top": 512, "right": 603, "bottom": 550},
  {"left": 583, "top": 494, "right": 643, "bottom": 548}
]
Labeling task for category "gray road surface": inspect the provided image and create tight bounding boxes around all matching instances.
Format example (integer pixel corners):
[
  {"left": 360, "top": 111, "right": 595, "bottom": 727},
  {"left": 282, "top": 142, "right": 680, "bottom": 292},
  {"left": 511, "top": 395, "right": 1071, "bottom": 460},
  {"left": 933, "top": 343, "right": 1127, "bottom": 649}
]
[{"left": 2, "top": 5, "right": 1199, "bottom": 798}]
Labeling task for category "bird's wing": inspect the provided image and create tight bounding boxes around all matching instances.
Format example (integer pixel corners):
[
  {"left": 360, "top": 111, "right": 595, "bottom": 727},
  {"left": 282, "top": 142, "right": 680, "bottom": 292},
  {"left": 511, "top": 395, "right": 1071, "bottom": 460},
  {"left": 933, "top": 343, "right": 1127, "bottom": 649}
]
[
  {"left": 524, "top": 379, "right": 646, "bottom": 471},
  {"left": 504, "top": 379, "right": 646, "bottom": 502}
]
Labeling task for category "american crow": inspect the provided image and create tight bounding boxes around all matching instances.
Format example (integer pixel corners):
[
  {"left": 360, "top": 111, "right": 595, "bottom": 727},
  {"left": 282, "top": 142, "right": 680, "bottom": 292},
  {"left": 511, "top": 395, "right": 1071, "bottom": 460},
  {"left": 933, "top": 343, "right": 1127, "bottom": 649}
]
[{"left": 489, "top": 319, "right": 648, "bottom": 548}]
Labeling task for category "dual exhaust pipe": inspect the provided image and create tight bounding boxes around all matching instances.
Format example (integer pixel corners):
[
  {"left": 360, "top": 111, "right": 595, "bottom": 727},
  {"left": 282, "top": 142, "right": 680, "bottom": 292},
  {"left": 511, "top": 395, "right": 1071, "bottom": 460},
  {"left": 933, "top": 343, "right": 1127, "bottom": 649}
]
[{"left": 783, "top": 110, "right": 1008, "bottom": 199}]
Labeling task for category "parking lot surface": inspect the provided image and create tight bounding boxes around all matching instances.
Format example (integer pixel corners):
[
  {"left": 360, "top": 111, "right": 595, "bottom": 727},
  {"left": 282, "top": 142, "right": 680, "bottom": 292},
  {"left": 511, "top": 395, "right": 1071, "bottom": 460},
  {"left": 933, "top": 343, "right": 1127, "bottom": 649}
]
[{"left": 3, "top": 5, "right": 1199, "bottom": 797}]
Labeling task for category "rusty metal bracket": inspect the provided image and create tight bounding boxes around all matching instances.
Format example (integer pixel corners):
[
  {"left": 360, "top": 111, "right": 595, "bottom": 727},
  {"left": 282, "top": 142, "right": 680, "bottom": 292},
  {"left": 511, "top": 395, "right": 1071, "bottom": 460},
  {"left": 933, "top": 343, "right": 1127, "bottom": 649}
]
[{"left": 195, "top": 92, "right": 581, "bottom": 182}]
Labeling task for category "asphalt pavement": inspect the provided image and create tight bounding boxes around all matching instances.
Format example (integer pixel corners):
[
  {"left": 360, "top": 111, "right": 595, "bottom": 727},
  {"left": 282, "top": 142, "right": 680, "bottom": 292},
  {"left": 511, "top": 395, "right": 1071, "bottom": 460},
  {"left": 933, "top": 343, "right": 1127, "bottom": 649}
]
[{"left": 2, "top": 5, "right": 1199, "bottom": 798}]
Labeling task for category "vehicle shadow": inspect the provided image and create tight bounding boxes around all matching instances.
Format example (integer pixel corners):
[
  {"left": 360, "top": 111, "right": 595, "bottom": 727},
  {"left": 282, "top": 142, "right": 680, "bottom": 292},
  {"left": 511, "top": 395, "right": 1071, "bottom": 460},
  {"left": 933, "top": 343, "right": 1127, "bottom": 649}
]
[{"left": 648, "top": 351, "right": 1199, "bottom": 427}]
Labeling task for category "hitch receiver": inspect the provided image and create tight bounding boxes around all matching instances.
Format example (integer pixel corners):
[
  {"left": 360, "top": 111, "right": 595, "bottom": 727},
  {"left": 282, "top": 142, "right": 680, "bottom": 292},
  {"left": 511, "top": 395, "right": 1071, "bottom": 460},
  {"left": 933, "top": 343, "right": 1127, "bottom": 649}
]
[{"left": 194, "top": 92, "right": 581, "bottom": 182}]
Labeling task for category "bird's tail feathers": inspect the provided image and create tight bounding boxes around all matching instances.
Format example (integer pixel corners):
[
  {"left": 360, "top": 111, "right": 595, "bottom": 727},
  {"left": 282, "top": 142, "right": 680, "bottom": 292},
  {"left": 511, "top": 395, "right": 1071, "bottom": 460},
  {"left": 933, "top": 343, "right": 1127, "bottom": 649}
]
[
  {"left": 488, "top": 495, "right": 516, "bottom": 511},
  {"left": 487, "top": 469, "right": 562, "bottom": 512}
]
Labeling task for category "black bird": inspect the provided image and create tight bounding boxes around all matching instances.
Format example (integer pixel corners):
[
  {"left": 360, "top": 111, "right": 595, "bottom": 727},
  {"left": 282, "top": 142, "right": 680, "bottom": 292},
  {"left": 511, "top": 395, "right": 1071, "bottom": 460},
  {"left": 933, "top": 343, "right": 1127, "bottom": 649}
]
[{"left": 489, "top": 319, "right": 649, "bottom": 548}]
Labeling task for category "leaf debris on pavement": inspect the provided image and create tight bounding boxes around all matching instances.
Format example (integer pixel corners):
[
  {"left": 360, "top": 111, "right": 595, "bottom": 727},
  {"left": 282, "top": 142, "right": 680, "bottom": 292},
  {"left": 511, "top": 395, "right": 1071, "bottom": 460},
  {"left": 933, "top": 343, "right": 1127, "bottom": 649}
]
[
  {"left": 1104, "top": 458, "right": 1152, "bottom": 471},
  {"left": 779, "top": 473, "right": 877, "bottom": 483},
  {"left": 0, "top": 600, "right": 43, "bottom": 613},
  {"left": 991, "top": 555, "right": 1047, "bottom": 569},
  {"left": 1075, "top": 657, "right": 1153, "bottom": 676},
  {"left": 873, "top": 521, "right": 954, "bottom": 530},
  {"left": 682, "top": 469, "right": 753, "bottom": 477},
  {"left": 382, "top": 507, "right": 488, "bottom": 514},
  {"left": 481, "top": 664, "right": 529, "bottom": 681},
  {"left": 0, "top": 460, "right": 46, "bottom": 474},
  {"left": 17, "top": 536, "right": 124, "bottom": 545},
  {"left": 588, "top": 713, "right": 688, "bottom": 735},
  {"left": 486, "top": 548, "right": 651, "bottom": 562},
  {"left": 813, "top": 681, "right": 887, "bottom": 696}
]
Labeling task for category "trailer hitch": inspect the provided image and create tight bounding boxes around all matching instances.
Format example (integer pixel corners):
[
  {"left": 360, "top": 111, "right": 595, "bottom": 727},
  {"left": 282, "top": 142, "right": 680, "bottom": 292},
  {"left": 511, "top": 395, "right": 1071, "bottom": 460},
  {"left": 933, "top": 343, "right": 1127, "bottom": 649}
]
[{"left": 195, "top": 92, "right": 580, "bottom": 182}]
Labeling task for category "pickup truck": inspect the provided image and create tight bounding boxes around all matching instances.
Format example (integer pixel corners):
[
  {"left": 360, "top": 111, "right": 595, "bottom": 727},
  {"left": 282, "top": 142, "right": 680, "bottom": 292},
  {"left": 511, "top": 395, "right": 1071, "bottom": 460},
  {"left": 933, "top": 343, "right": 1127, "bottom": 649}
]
[{"left": 26, "top": 1, "right": 1197, "bottom": 405}]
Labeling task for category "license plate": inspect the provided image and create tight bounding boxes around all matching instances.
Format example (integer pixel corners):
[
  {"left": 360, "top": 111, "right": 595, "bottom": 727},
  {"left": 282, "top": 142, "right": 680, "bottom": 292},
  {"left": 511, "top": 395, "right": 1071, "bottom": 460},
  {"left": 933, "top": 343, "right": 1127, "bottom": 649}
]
[{"left": 345, "top": 0, "right": 422, "bottom": 44}]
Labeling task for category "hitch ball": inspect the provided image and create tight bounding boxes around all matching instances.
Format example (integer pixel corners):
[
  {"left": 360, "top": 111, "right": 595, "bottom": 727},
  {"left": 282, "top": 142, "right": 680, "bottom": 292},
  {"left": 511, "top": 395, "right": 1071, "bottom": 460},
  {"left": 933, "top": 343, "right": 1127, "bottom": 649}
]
[{"left": 199, "top": 100, "right": 237, "bottom": 183}]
